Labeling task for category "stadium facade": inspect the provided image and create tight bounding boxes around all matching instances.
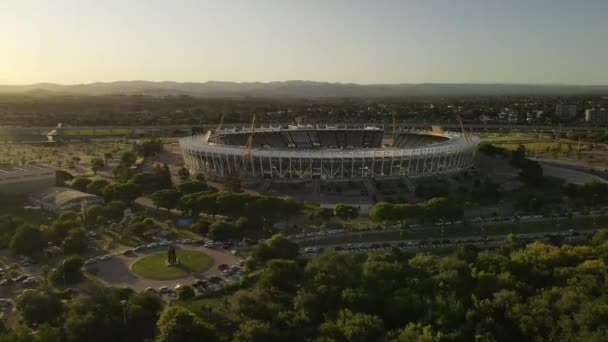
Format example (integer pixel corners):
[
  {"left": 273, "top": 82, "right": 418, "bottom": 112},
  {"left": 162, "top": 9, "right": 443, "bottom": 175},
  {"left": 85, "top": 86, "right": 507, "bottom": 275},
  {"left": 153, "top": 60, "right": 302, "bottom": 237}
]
[{"left": 179, "top": 126, "right": 479, "bottom": 182}]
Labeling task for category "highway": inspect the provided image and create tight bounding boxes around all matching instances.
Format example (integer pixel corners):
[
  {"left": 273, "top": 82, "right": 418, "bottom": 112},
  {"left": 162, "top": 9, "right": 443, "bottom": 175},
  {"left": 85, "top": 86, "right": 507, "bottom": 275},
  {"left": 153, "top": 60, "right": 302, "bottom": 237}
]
[{"left": 3, "top": 122, "right": 608, "bottom": 138}]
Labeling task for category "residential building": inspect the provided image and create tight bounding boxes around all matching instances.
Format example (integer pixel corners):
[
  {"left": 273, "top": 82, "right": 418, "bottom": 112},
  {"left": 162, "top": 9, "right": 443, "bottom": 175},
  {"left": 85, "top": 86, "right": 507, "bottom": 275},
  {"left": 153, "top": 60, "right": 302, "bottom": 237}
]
[{"left": 585, "top": 109, "right": 608, "bottom": 122}]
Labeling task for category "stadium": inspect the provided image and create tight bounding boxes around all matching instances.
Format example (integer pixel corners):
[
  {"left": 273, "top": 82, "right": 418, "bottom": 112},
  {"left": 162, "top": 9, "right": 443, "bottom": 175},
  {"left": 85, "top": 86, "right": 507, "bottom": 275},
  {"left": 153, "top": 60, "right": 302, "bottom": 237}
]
[{"left": 179, "top": 125, "right": 479, "bottom": 184}]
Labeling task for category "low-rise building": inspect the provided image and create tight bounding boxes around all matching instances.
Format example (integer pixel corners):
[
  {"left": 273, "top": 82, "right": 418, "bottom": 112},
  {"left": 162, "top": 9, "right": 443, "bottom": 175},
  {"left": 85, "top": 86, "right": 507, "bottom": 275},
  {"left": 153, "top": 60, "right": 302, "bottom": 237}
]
[
  {"left": 30, "top": 187, "right": 103, "bottom": 212},
  {"left": 585, "top": 109, "right": 608, "bottom": 122},
  {"left": 0, "top": 165, "right": 55, "bottom": 195}
]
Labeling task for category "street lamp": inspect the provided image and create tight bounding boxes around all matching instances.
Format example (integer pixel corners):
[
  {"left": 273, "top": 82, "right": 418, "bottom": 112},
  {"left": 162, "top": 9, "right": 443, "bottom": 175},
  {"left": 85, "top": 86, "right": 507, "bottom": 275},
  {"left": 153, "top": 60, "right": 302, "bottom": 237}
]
[
  {"left": 57, "top": 243, "right": 66, "bottom": 288},
  {"left": 120, "top": 300, "right": 127, "bottom": 326}
]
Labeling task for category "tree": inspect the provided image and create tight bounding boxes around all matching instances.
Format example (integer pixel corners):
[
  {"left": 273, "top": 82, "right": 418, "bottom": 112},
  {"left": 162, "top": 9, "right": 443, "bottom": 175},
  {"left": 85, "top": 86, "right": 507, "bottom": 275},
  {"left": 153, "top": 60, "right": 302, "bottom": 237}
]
[
  {"left": 16, "top": 292, "right": 62, "bottom": 327},
  {"left": 50, "top": 256, "right": 84, "bottom": 285},
  {"left": 91, "top": 158, "right": 104, "bottom": 174},
  {"left": 256, "top": 259, "right": 303, "bottom": 293},
  {"left": 56, "top": 169, "right": 74, "bottom": 186},
  {"left": 86, "top": 179, "right": 110, "bottom": 196},
  {"left": 84, "top": 204, "right": 105, "bottom": 226},
  {"left": 320, "top": 309, "right": 385, "bottom": 342},
  {"left": 334, "top": 203, "right": 358, "bottom": 220},
  {"left": 0, "top": 215, "right": 20, "bottom": 248},
  {"left": 102, "top": 183, "right": 141, "bottom": 203},
  {"left": 177, "top": 180, "right": 208, "bottom": 194},
  {"left": 370, "top": 202, "right": 397, "bottom": 223},
  {"left": 233, "top": 320, "right": 275, "bottom": 342},
  {"left": 71, "top": 177, "right": 92, "bottom": 192},
  {"left": 10, "top": 224, "right": 44, "bottom": 256},
  {"left": 121, "top": 151, "right": 137, "bottom": 167},
  {"left": 177, "top": 167, "right": 190, "bottom": 181},
  {"left": 421, "top": 197, "right": 463, "bottom": 222},
  {"left": 247, "top": 234, "right": 299, "bottom": 270},
  {"left": 208, "top": 221, "right": 238, "bottom": 242},
  {"left": 190, "top": 219, "right": 211, "bottom": 236},
  {"left": 177, "top": 285, "right": 195, "bottom": 301},
  {"left": 156, "top": 307, "right": 218, "bottom": 342},
  {"left": 63, "top": 286, "right": 162, "bottom": 342},
  {"left": 152, "top": 189, "right": 181, "bottom": 211},
  {"left": 0, "top": 325, "right": 61, "bottom": 342},
  {"left": 104, "top": 200, "right": 127, "bottom": 220},
  {"left": 394, "top": 322, "right": 441, "bottom": 342},
  {"left": 112, "top": 164, "right": 131, "bottom": 182},
  {"left": 140, "top": 138, "right": 164, "bottom": 156},
  {"left": 62, "top": 228, "right": 88, "bottom": 255},
  {"left": 124, "top": 221, "right": 148, "bottom": 238},
  {"left": 518, "top": 159, "right": 543, "bottom": 184}
]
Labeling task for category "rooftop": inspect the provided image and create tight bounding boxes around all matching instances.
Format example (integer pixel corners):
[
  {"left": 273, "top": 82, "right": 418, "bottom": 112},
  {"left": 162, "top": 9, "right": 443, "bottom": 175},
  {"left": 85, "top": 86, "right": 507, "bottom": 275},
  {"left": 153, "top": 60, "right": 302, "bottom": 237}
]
[{"left": 0, "top": 165, "right": 53, "bottom": 174}]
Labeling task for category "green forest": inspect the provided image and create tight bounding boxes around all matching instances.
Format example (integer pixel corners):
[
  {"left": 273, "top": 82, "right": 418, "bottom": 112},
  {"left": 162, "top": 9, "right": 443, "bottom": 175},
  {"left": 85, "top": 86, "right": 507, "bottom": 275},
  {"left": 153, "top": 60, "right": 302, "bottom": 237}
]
[{"left": 4, "top": 230, "right": 608, "bottom": 342}]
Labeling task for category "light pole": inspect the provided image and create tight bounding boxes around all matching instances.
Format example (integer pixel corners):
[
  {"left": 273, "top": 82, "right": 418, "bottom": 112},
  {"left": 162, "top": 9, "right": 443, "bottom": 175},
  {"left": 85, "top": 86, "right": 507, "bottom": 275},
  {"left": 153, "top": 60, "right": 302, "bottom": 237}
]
[
  {"left": 58, "top": 244, "right": 66, "bottom": 288},
  {"left": 121, "top": 300, "right": 127, "bottom": 326}
]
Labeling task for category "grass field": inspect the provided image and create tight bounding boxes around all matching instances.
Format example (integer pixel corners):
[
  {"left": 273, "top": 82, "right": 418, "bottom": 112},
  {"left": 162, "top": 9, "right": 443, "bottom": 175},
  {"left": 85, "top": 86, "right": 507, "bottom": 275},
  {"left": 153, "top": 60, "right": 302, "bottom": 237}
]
[
  {"left": 495, "top": 141, "right": 562, "bottom": 152},
  {"left": 131, "top": 249, "right": 212, "bottom": 280},
  {"left": 480, "top": 135, "right": 534, "bottom": 142},
  {"left": 298, "top": 216, "right": 608, "bottom": 246}
]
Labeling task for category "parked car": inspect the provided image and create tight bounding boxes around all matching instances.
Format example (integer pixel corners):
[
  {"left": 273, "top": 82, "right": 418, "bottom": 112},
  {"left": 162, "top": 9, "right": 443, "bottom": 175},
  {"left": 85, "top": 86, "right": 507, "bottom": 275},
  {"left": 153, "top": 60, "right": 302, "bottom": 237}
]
[
  {"left": 13, "top": 275, "right": 28, "bottom": 282},
  {"left": 22, "top": 277, "right": 38, "bottom": 285}
]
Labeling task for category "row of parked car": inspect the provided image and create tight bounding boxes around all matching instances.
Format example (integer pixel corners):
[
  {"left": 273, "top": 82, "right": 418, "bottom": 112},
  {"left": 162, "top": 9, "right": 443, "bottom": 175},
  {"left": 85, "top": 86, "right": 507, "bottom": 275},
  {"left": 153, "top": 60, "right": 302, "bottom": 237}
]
[
  {"left": 145, "top": 261, "right": 244, "bottom": 297},
  {"left": 288, "top": 229, "right": 351, "bottom": 240},
  {"left": 0, "top": 273, "right": 38, "bottom": 287}
]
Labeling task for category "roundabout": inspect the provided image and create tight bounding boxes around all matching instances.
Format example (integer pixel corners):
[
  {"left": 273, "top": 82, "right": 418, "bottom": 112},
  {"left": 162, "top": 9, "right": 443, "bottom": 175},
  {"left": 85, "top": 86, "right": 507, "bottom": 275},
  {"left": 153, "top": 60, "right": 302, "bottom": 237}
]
[
  {"left": 92, "top": 244, "right": 241, "bottom": 291},
  {"left": 131, "top": 249, "right": 212, "bottom": 280}
]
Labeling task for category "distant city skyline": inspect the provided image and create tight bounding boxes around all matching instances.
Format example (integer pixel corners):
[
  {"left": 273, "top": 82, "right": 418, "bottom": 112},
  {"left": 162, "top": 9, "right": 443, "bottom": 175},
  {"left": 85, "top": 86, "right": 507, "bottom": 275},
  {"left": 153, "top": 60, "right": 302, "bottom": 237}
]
[{"left": 2, "top": 0, "right": 607, "bottom": 85}]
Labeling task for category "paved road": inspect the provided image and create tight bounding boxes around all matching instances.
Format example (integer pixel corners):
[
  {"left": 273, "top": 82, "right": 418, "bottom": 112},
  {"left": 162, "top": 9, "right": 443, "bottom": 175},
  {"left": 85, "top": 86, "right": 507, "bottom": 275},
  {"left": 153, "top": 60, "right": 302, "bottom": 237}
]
[
  {"left": 301, "top": 229, "right": 595, "bottom": 258},
  {"left": 93, "top": 244, "right": 240, "bottom": 291},
  {"left": 289, "top": 213, "right": 607, "bottom": 243}
]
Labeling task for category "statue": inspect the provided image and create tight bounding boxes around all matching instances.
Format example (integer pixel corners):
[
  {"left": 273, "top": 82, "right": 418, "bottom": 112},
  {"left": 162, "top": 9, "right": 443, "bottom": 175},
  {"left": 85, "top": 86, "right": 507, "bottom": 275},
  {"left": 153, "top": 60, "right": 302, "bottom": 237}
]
[{"left": 167, "top": 246, "right": 178, "bottom": 265}]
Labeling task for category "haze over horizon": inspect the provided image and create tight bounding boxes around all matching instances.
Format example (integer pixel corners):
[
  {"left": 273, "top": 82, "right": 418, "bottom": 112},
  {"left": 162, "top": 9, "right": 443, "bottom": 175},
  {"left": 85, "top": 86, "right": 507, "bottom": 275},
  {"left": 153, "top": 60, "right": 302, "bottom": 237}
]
[{"left": 3, "top": 0, "right": 608, "bottom": 85}]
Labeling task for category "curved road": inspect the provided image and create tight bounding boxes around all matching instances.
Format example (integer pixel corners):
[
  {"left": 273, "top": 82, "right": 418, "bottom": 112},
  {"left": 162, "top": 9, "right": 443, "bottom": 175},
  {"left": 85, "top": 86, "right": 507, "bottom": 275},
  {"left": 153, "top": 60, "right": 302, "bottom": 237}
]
[{"left": 92, "top": 244, "right": 240, "bottom": 291}]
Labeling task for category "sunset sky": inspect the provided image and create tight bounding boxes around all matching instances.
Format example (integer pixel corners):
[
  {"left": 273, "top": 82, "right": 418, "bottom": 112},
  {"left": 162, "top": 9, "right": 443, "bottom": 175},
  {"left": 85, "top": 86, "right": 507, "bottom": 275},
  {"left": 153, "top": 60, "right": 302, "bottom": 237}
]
[{"left": 2, "top": 0, "right": 607, "bottom": 84}]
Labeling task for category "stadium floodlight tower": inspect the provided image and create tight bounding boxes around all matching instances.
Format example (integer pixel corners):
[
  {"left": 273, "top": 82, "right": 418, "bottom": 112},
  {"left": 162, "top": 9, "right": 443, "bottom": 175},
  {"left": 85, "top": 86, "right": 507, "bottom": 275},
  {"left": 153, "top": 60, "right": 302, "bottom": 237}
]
[{"left": 179, "top": 123, "right": 479, "bottom": 185}]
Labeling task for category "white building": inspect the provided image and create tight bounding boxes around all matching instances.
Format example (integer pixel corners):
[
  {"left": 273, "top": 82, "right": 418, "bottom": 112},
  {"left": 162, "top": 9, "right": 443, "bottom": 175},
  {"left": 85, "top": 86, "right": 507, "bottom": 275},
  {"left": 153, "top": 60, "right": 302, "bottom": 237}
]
[
  {"left": 0, "top": 165, "right": 55, "bottom": 195},
  {"left": 555, "top": 103, "right": 577, "bottom": 120},
  {"left": 585, "top": 109, "right": 608, "bottom": 123}
]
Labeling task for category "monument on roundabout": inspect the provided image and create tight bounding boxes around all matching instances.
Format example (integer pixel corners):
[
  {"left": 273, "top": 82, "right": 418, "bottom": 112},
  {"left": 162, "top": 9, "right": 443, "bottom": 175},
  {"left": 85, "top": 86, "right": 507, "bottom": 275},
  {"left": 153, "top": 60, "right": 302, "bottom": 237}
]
[{"left": 167, "top": 246, "right": 179, "bottom": 266}]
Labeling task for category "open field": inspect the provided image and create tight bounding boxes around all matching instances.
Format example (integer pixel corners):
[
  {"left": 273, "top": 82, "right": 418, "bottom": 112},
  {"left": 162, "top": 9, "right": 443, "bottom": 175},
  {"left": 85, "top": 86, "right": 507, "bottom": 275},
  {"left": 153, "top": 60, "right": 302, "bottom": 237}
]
[
  {"left": 62, "top": 129, "right": 132, "bottom": 136},
  {"left": 131, "top": 249, "right": 212, "bottom": 280},
  {"left": 480, "top": 134, "right": 537, "bottom": 142}
]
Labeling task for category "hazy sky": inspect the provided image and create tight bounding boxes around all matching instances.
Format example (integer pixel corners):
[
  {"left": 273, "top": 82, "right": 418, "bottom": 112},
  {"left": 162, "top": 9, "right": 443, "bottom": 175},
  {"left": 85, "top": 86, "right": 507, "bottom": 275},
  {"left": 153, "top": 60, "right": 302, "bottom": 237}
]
[{"left": 2, "top": 0, "right": 607, "bottom": 85}]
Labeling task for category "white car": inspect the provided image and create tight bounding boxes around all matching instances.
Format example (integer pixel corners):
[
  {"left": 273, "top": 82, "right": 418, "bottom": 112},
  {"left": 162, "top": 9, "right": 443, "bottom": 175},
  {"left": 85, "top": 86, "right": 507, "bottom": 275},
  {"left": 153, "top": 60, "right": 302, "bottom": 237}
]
[
  {"left": 84, "top": 258, "right": 96, "bottom": 265},
  {"left": 100, "top": 255, "right": 112, "bottom": 261},
  {"left": 22, "top": 277, "right": 38, "bottom": 285},
  {"left": 147, "top": 242, "right": 159, "bottom": 248},
  {"left": 158, "top": 286, "right": 170, "bottom": 294}
]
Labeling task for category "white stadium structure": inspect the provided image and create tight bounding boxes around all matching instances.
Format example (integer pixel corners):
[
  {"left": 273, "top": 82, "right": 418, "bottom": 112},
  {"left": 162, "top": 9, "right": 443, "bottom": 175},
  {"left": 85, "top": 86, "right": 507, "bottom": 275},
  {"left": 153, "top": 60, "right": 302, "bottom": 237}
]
[{"left": 179, "top": 125, "right": 479, "bottom": 183}]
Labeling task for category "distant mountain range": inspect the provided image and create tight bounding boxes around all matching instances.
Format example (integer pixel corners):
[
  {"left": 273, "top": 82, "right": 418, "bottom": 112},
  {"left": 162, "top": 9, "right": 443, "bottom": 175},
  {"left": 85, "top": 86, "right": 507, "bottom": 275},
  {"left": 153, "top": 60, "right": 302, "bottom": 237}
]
[{"left": 1, "top": 81, "right": 607, "bottom": 97}]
